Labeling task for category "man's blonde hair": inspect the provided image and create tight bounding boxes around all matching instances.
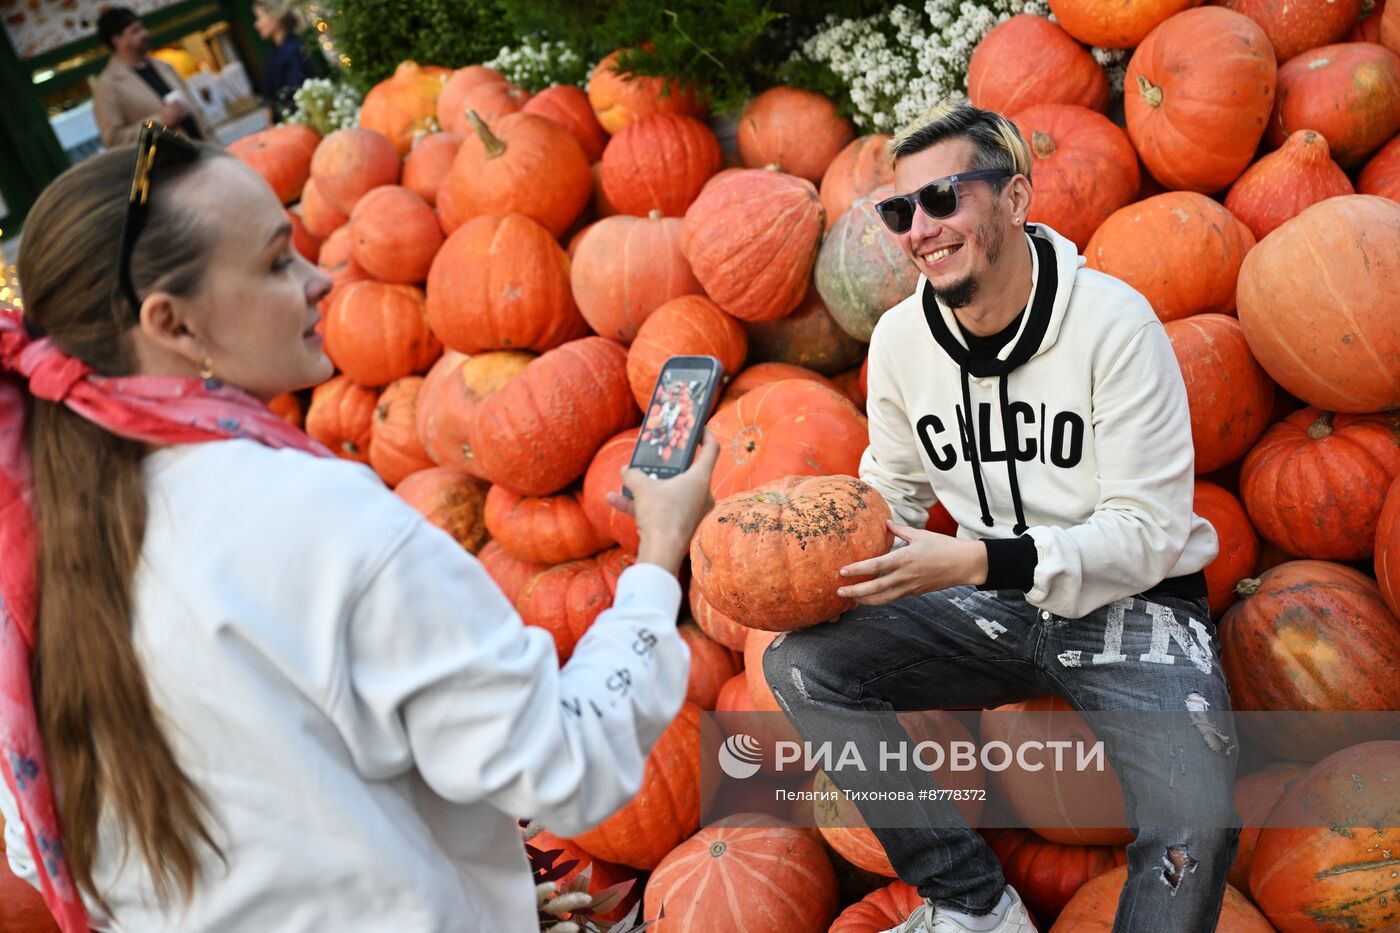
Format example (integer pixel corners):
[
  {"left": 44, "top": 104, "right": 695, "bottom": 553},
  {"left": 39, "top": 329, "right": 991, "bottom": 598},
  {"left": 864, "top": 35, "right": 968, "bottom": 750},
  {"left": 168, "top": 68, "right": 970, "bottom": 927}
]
[{"left": 887, "top": 101, "right": 1033, "bottom": 185}]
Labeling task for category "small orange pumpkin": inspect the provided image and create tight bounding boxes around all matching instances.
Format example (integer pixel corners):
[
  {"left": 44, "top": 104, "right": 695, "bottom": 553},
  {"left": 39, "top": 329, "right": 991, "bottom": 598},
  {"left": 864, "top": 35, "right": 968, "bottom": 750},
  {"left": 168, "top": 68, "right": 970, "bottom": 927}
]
[
  {"left": 325, "top": 281, "right": 441, "bottom": 388},
  {"left": 449, "top": 111, "right": 591, "bottom": 238},
  {"left": 737, "top": 86, "right": 855, "bottom": 184},
  {"left": 306, "top": 374, "right": 377, "bottom": 462},
  {"left": 368, "top": 376, "right": 434, "bottom": 487},
  {"left": 394, "top": 466, "right": 490, "bottom": 553},
  {"left": 348, "top": 185, "right": 445, "bottom": 284},
  {"left": 483, "top": 484, "right": 608, "bottom": 565}
]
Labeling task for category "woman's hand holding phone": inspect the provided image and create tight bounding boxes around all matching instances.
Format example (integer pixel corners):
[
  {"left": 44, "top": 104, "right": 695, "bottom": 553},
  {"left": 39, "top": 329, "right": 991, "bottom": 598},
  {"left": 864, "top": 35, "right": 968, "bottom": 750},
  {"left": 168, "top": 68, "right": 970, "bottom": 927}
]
[{"left": 606, "top": 430, "right": 720, "bottom": 576}]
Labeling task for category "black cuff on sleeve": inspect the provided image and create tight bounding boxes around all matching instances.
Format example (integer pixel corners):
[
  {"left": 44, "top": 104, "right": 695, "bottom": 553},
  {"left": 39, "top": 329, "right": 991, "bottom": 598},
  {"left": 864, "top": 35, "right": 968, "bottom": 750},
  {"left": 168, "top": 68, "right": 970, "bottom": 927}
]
[{"left": 978, "top": 534, "right": 1038, "bottom": 592}]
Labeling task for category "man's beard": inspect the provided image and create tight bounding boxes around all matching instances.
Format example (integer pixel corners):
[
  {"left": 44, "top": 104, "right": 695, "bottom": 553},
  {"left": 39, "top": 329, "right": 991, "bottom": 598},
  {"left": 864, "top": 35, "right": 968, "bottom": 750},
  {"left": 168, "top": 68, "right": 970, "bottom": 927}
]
[{"left": 928, "top": 214, "right": 1007, "bottom": 310}]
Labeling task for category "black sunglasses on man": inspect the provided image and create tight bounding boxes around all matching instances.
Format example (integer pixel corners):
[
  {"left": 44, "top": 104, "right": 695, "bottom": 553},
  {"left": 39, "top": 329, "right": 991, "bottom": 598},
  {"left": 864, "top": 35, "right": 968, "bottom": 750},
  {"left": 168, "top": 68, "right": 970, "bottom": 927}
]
[{"left": 874, "top": 169, "right": 1013, "bottom": 235}]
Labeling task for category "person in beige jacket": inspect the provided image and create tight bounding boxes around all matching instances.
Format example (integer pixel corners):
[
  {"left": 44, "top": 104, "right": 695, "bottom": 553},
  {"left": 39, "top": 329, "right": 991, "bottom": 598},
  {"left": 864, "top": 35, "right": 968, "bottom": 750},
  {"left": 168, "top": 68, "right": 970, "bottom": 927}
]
[{"left": 92, "top": 7, "right": 214, "bottom": 147}]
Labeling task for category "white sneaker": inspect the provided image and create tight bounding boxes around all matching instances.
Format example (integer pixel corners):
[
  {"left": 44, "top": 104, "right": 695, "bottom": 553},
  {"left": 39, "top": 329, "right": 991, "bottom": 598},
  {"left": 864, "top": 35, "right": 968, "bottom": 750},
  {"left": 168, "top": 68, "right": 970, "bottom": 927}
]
[{"left": 880, "top": 886, "right": 1035, "bottom": 933}]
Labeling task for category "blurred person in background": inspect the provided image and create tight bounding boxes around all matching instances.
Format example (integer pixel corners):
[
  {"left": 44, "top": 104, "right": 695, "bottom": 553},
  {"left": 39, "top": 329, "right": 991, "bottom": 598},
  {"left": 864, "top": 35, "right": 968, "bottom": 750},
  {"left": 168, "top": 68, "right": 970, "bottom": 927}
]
[{"left": 92, "top": 7, "right": 210, "bottom": 145}]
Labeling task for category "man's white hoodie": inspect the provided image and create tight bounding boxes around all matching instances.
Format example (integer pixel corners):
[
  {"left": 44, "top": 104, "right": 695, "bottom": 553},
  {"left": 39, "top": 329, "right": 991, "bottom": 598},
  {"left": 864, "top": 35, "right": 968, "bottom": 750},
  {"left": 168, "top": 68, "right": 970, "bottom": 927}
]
[{"left": 860, "top": 222, "right": 1218, "bottom": 620}]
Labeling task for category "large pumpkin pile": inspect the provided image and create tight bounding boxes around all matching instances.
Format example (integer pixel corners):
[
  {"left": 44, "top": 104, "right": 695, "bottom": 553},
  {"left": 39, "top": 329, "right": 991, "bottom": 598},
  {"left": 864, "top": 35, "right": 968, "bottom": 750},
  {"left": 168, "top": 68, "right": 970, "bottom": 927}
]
[{"left": 202, "top": 5, "right": 1400, "bottom": 929}]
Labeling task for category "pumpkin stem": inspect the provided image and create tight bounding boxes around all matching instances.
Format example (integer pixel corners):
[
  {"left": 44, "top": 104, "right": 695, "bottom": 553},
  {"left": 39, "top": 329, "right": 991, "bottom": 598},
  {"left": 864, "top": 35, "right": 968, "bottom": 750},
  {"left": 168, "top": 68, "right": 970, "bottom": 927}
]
[
  {"left": 466, "top": 109, "right": 506, "bottom": 159},
  {"left": 1234, "top": 577, "right": 1262, "bottom": 598},
  {"left": 1136, "top": 75, "right": 1163, "bottom": 109},
  {"left": 1307, "top": 411, "right": 1336, "bottom": 439},
  {"left": 708, "top": 841, "right": 727, "bottom": 857},
  {"left": 1032, "top": 130, "right": 1056, "bottom": 159}
]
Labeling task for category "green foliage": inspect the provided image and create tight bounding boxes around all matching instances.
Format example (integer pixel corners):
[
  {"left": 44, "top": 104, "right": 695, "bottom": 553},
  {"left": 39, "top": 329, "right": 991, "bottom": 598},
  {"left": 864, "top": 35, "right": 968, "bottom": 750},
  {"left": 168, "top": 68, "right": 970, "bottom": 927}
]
[{"left": 326, "top": 0, "right": 517, "bottom": 91}]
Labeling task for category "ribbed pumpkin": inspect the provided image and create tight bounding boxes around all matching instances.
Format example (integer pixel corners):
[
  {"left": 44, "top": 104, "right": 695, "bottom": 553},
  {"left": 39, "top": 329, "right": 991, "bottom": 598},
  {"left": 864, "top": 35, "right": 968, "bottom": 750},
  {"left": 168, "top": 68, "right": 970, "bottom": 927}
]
[
  {"left": 1084, "top": 193, "right": 1256, "bottom": 322},
  {"left": 587, "top": 49, "right": 704, "bottom": 135},
  {"left": 522, "top": 84, "right": 609, "bottom": 163},
  {"left": 677, "top": 622, "right": 741, "bottom": 711},
  {"left": 1267, "top": 42, "right": 1400, "bottom": 167},
  {"left": 287, "top": 209, "right": 320, "bottom": 263},
  {"left": 1219, "top": 560, "right": 1400, "bottom": 760},
  {"left": 315, "top": 225, "right": 368, "bottom": 316},
  {"left": 299, "top": 176, "right": 348, "bottom": 239},
  {"left": 229, "top": 124, "right": 318, "bottom": 205},
  {"left": 348, "top": 185, "right": 444, "bottom": 284},
  {"left": 1358, "top": 132, "right": 1400, "bottom": 198},
  {"left": 1236, "top": 195, "right": 1400, "bottom": 412},
  {"left": 435, "top": 66, "right": 512, "bottom": 133},
  {"left": 415, "top": 350, "right": 534, "bottom": 477},
  {"left": 743, "top": 289, "right": 867, "bottom": 376},
  {"left": 1223, "top": 0, "right": 1365, "bottom": 63},
  {"left": 737, "top": 86, "right": 855, "bottom": 184},
  {"left": 438, "top": 77, "right": 529, "bottom": 137},
  {"left": 516, "top": 549, "right": 634, "bottom": 662},
  {"left": 691, "top": 474, "right": 893, "bottom": 631},
  {"left": 1011, "top": 104, "right": 1139, "bottom": 251},
  {"left": 1224, "top": 129, "right": 1355, "bottom": 240},
  {"left": 483, "top": 485, "right": 607, "bottom": 564},
  {"left": 1379, "top": 476, "right": 1400, "bottom": 617},
  {"left": 707, "top": 378, "right": 868, "bottom": 498},
  {"left": 626, "top": 295, "right": 748, "bottom": 410},
  {"left": 689, "top": 584, "right": 747, "bottom": 652},
  {"left": 982, "top": 829, "right": 1128, "bottom": 923},
  {"left": 969, "top": 16, "right": 1110, "bottom": 115},
  {"left": 579, "top": 428, "right": 640, "bottom": 553},
  {"left": 600, "top": 114, "right": 722, "bottom": 217},
  {"left": 524, "top": 829, "right": 642, "bottom": 924},
  {"left": 742, "top": 628, "right": 783, "bottom": 714},
  {"left": 306, "top": 374, "right": 376, "bottom": 462},
  {"left": 1240, "top": 408, "right": 1400, "bottom": 560},
  {"left": 681, "top": 168, "right": 825, "bottom": 322},
  {"left": 325, "top": 281, "right": 441, "bottom": 388},
  {"left": 1228, "top": 761, "right": 1310, "bottom": 898},
  {"left": 402, "top": 132, "right": 463, "bottom": 206},
  {"left": 722, "top": 362, "right": 840, "bottom": 404},
  {"left": 425, "top": 213, "right": 586, "bottom": 355},
  {"left": 1165, "top": 313, "right": 1274, "bottom": 472},
  {"left": 830, "top": 881, "right": 925, "bottom": 933},
  {"left": 477, "top": 539, "right": 549, "bottom": 605},
  {"left": 572, "top": 702, "right": 706, "bottom": 869},
  {"left": 308, "top": 128, "right": 402, "bottom": 216},
  {"left": 815, "top": 184, "right": 920, "bottom": 342},
  {"left": 470, "top": 337, "right": 639, "bottom": 496},
  {"left": 393, "top": 466, "right": 490, "bottom": 552},
  {"left": 1052, "top": 866, "right": 1274, "bottom": 931},
  {"left": 819, "top": 134, "right": 894, "bottom": 232},
  {"left": 358, "top": 61, "right": 450, "bottom": 155},
  {"left": 1048, "top": 0, "right": 1203, "bottom": 48},
  {"left": 570, "top": 211, "right": 703, "bottom": 344},
  {"left": 1250, "top": 741, "right": 1400, "bottom": 932},
  {"left": 981, "top": 697, "right": 1134, "bottom": 846},
  {"left": 643, "top": 816, "right": 840, "bottom": 932},
  {"left": 368, "top": 376, "right": 434, "bottom": 486},
  {"left": 1124, "top": 7, "right": 1277, "bottom": 192},
  {"left": 1193, "top": 480, "right": 1259, "bottom": 617},
  {"left": 449, "top": 111, "right": 590, "bottom": 238}
]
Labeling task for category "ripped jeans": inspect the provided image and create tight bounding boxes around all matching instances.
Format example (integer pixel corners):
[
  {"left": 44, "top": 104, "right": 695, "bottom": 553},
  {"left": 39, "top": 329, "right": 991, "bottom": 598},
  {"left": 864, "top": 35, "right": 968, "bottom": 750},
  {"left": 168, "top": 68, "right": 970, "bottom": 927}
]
[{"left": 763, "top": 587, "right": 1239, "bottom": 932}]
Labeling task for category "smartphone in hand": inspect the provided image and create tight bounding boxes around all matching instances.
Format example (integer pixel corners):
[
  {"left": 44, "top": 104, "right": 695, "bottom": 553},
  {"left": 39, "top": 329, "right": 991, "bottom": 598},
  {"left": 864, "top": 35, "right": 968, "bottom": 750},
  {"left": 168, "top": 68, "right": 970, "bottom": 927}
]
[{"left": 622, "top": 355, "right": 725, "bottom": 499}]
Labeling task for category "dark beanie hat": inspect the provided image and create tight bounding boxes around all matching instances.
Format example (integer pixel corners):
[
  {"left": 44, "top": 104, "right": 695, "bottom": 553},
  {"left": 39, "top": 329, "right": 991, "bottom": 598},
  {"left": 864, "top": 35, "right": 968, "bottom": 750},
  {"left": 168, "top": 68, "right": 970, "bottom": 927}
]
[{"left": 97, "top": 7, "right": 140, "bottom": 47}]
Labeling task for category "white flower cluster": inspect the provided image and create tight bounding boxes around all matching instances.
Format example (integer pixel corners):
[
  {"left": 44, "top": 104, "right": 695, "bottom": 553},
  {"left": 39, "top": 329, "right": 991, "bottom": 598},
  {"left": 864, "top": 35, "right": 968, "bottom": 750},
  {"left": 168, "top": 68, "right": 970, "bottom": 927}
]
[
  {"left": 486, "top": 37, "right": 589, "bottom": 91},
  {"left": 285, "top": 78, "right": 362, "bottom": 136},
  {"left": 1092, "top": 46, "right": 1131, "bottom": 96}
]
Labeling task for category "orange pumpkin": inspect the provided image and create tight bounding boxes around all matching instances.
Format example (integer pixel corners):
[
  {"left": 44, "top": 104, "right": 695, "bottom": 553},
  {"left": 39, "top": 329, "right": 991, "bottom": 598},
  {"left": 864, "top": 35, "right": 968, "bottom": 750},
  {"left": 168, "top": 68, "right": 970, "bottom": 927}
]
[
  {"left": 449, "top": 111, "right": 591, "bottom": 238},
  {"left": 1236, "top": 195, "right": 1400, "bottom": 412},
  {"left": 1048, "top": 0, "right": 1203, "bottom": 48},
  {"left": 229, "top": 124, "right": 318, "bottom": 204},
  {"left": 572, "top": 702, "right": 707, "bottom": 869},
  {"left": 1223, "top": 0, "right": 1365, "bottom": 64},
  {"left": 721, "top": 362, "right": 840, "bottom": 404},
  {"left": 470, "top": 337, "right": 639, "bottom": 496},
  {"left": 348, "top": 185, "right": 444, "bottom": 284},
  {"left": 299, "top": 176, "right": 349, "bottom": 239},
  {"left": 0, "top": 845, "right": 60, "bottom": 933},
  {"left": 1085, "top": 193, "right": 1255, "bottom": 322},
  {"left": 1267, "top": 42, "right": 1400, "bottom": 167},
  {"left": 643, "top": 816, "right": 840, "bottom": 932},
  {"left": 1358, "top": 132, "right": 1400, "bottom": 199},
  {"left": 982, "top": 828, "right": 1127, "bottom": 923},
  {"left": 266, "top": 392, "right": 302, "bottom": 428},
  {"left": 707, "top": 378, "right": 867, "bottom": 498},
  {"left": 691, "top": 474, "right": 893, "bottom": 631},
  {"left": 306, "top": 374, "right": 376, "bottom": 462},
  {"left": 587, "top": 49, "right": 704, "bottom": 135},
  {"left": 830, "top": 881, "right": 925, "bottom": 933},
  {"left": 737, "top": 86, "right": 855, "bottom": 184},
  {"left": 368, "top": 376, "right": 434, "bottom": 486},
  {"left": 1193, "top": 480, "right": 1259, "bottom": 617},
  {"left": 743, "top": 288, "right": 867, "bottom": 376},
  {"left": 1227, "top": 761, "right": 1310, "bottom": 898},
  {"left": 402, "top": 132, "right": 463, "bottom": 206},
  {"left": 415, "top": 350, "right": 532, "bottom": 479},
  {"left": 1352, "top": 0, "right": 1388, "bottom": 43},
  {"left": 819, "top": 134, "right": 894, "bottom": 232},
  {"left": 570, "top": 211, "right": 703, "bottom": 343},
  {"left": 435, "top": 65, "right": 510, "bottom": 132},
  {"left": 1224, "top": 129, "right": 1355, "bottom": 240},
  {"left": 358, "top": 61, "right": 450, "bottom": 154},
  {"left": 970, "top": 16, "right": 1110, "bottom": 116},
  {"left": 681, "top": 168, "right": 825, "bottom": 322},
  {"left": 1386, "top": 0, "right": 1400, "bottom": 53},
  {"left": 325, "top": 281, "right": 441, "bottom": 388},
  {"left": 677, "top": 622, "right": 740, "bottom": 710},
  {"left": 1124, "top": 7, "right": 1277, "bottom": 192},
  {"left": 477, "top": 539, "right": 549, "bottom": 605},
  {"left": 626, "top": 295, "right": 747, "bottom": 410},
  {"left": 1239, "top": 408, "right": 1400, "bottom": 560},
  {"left": 308, "top": 127, "right": 402, "bottom": 216},
  {"left": 483, "top": 485, "right": 607, "bottom": 564},
  {"left": 579, "top": 428, "right": 641, "bottom": 554},
  {"left": 1379, "top": 475, "right": 1400, "bottom": 617},
  {"left": 1165, "top": 313, "right": 1274, "bottom": 473},
  {"left": 435, "top": 174, "right": 462, "bottom": 235},
  {"left": 689, "top": 583, "right": 747, "bottom": 652},
  {"left": 517, "top": 549, "right": 635, "bottom": 663},
  {"left": 1052, "top": 866, "right": 1273, "bottom": 931},
  {"left": 287, "top": 209, "right": 320, "bottom": 264},
  {"left": 438, "top": 72, "right": 529, "bottom": 136},
  {"left": 522, "top": 84, "right": 609, "bottom": 163},
  {"left": 600, "top": 114, "right": 722, "bottom": 217},
  {"left": 315, "top": 225, "right": 369, "bottom": 316},
  {"left": 815, "top": 184, "right": 920, "bottom": 341},
  {"left": 393, "top": 466, "right": 489, "bottom": 553}
]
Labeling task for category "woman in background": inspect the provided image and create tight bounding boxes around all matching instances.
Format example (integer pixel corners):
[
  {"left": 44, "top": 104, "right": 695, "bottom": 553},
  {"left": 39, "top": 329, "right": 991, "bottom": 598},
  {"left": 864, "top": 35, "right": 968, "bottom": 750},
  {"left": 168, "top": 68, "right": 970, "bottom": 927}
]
[{"left": 253, "top": 1, "right": 316, "bottom": 122}]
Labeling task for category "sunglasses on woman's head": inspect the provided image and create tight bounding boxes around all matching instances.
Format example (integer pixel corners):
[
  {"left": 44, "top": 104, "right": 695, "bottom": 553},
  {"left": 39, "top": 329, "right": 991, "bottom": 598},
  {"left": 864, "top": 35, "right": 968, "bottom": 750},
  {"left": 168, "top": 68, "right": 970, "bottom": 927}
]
[
  {"left": 116, "top": 121, "right": 201, "bottom": 315},
  {"left": 874, "top": 169, "right": 1013, "bottom": 235}
]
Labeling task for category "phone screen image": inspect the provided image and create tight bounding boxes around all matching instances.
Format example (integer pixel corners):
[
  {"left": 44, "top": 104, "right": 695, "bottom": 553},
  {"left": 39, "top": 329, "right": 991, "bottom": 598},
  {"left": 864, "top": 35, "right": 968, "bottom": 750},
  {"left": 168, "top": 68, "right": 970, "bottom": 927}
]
[{"left": 634, "top": 367, "right": 715, "bottom": 471}]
